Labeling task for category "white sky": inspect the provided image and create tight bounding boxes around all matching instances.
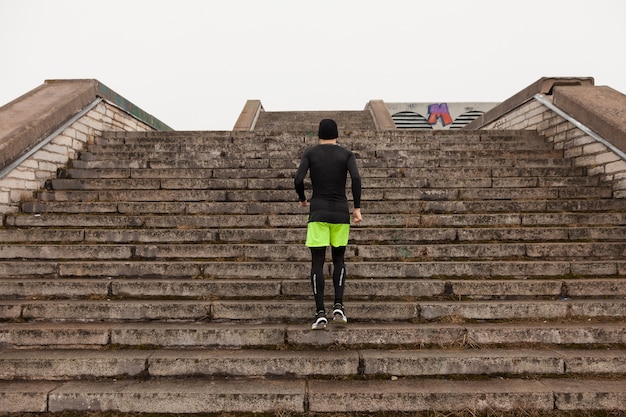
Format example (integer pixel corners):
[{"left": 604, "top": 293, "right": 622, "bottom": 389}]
[{"left": 1, "top": 0, "right": 624, "bottom": 130}]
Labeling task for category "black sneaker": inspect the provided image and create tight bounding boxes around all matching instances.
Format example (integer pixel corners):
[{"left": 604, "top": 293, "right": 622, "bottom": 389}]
[
  {"left": 332, "top": 303, "right": 347, "bottom": 325},
  {"left": 311, "top": 310, "right": 328, "bottom": 330}
]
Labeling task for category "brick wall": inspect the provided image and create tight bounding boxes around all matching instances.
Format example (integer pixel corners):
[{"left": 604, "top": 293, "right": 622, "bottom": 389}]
[
  {"left": 0, "top": 101, "right": 154, "bottom": 214},
  {"left": 482, "top": 96, "right": 626, "bottom": 198}
]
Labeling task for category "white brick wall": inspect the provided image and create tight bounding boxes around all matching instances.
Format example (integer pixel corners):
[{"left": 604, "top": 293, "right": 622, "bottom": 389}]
[
  {"left": 483, "top": 98, "right": 626, "bottom": 198},
  {"left": 0, "top": 101, "right": 154, "bottom": 214}
]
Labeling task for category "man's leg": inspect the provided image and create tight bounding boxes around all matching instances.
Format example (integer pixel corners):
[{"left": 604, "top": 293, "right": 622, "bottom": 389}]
[
  {"left": 331, "top": 245, "right": 346, "bottom": 305},
  {"left": 331, "top": 245, "right": 348, "bottom": 324},
  {"left": 310, "top": 246, "right": 326, "bottom": 313}
]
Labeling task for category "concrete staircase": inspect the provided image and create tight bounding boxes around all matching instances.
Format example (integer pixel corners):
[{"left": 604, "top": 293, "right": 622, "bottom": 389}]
[{"left": 1, "top": 128, "right": 626, "bottom": 414}]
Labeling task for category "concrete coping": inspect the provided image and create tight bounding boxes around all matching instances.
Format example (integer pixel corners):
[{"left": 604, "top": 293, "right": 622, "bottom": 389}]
[
  {"left": 463, "top": 76, "right": 595, "bottom": 130},
  {"left": 552, "top": 85, "right": 626, "bottom": 154},
  {"left": 365, "top": 100, "right": 397, "bottom": 130},
  {"left": 0, "top": 79, "right": 171, "bottom": 171},
  {"left": 233, "top": 99, "right": 264, "bottom": 131}
]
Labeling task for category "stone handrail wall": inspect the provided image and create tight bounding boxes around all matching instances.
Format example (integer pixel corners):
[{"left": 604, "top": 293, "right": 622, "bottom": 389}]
[
  {"left": 0, "top": 81, "right": 162, "bottom": 215},
  {"left": 465, "top": 77, "right": 626, "bottom": 198},
  {"left": 233, "top": 99, "right": 264, "bottom": 131},
  {"left": 365, "top": 100, "right": 397, "bottom": 130}
]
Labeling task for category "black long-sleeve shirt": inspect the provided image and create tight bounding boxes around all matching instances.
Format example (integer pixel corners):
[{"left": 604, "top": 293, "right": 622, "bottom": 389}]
[{"left": 294, "top": 143, "right": 361, "bottom": 224}]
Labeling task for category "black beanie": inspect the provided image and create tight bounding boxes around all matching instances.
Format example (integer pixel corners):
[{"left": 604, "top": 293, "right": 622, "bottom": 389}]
[{"left": 318, "top": 119, "right": 338, "bottom": 139}]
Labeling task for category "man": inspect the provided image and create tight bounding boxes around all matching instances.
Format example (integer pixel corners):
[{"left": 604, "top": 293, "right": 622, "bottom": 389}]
[{"left": 294, "top": 118, "right": 362, "bottom": 330}]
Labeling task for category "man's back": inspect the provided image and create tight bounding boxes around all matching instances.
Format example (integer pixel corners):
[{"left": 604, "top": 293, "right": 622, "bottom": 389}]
[{"left": 295, "top": 143, "right": 361, "bottom": 224}]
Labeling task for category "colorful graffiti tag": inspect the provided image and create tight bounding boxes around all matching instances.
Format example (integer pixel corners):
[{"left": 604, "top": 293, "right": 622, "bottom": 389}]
[{"left": 427, "top": 103, "right": 453, "bottom": 127}]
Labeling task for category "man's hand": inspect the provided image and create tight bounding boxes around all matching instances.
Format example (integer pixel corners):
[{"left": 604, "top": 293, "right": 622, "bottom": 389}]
[
  {"left": 353, "top": 208, "right": 362, "bottom": 224},
  {"left": 299, "top": 200, "right": 309, "bottom": 208}
]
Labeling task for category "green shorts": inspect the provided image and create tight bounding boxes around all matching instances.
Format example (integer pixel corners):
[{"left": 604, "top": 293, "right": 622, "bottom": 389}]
[{"left": 306, "top": 222, "right": 350, "bottom": 247}]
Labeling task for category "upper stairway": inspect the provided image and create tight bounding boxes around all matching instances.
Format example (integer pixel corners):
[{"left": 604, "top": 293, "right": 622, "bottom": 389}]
[{"left": 1, "top": 128, "right": 626, "bottom": 415}]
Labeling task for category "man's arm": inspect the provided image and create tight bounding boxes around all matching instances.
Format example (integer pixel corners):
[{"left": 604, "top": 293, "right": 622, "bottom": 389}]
[
  {"left": 348, "top": 154, "right": 361, "bottom": 209},
  {"left": 348, "top": 153, "right": 362, "bottom": 224},
  {"left": 294, "top": 154, "right": 309, "bottom": 203}
]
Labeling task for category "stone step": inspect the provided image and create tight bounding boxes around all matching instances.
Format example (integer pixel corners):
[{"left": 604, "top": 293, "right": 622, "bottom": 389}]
[
  {"left": 18, "top": 198, "right": 626, "bottom": 215},
  {"left": 68, "top": 155, "right": 574, "bottom": 170},
  {"left": 1, "top": 278, "right": 625, "bottom": 301},
  {"left": 98, "top": 129, "right": 541, "bottom": 143},
  {"left": 83, "top": 137, "right": 554, "bottom": 155},
  {"left": 75, "top": 145, "right": 563, "bottom": 160},
  {"left": 30, "top": 184, "right": 614, "bottom": 203},
  {"left": 43, "top": 174, "right": 602, "bottom": 192},
  {"left": 98, "top": 129, "right": 542, "bottom": 144},
  {"left": 8, "top": 212, "right": 626, "bottom": 229},
  {"left": 2, "top": 299, "right": 625, "bottom": 322},
  {"left": 94, "top": 132, "right": 549, "bottom": 153},
  {"left": 2, "top": 347, "right": 626, "bottom": 381},
  {"left": 58, "top": 165, "right": 587, "bottom": 180},
  {"left": 2, "top": 321, "right": 625, "bottom": 349},
  {"left": 2, "top": 225, "right": 623, "bottom": 244},
  {"left": 7, "top": 377, "right": 626, "bottom": 414},
  {"left": 1, "top": 241, "right": 624, "bottom": 262},
  {"left": 60, "top": 171, "right": 596, "bottom": 189},
  {"left": 2, "top": 260, "right": 623, "bottom": 279}
]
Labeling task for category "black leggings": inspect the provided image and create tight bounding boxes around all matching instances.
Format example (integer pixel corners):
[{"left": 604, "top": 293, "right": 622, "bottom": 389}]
[{"left": 310, "top": 246, "right": 346, "bottom": 312}]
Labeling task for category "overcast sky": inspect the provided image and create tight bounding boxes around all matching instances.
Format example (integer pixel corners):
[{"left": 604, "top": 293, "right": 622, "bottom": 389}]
[{"left": 1, "top": 0, "right": 624, "bottom": 130}]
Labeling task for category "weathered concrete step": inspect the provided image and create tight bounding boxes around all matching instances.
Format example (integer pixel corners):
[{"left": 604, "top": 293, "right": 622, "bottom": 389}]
[
  {"left": 80, "top": 136, "right": 554, "bottom": 155},
  {"left": 2, "top": 299, "right": 625, "bottom": 322},
  {"left": 99, "top": 128, "right": 522, "bottom": 141},
  {"left": 0, "top": 378, "right": 305, "bottom": 414},
  {"left": 98, "top": 129, "right": 540, "bottom": 144},
  {"left": 308, "top": 378, "right": 626, "bottom": 414},
  {"left": 0, "top": 348, "right": 357, "bottom": 380},
  {"left": 357, "top": 241, "right": 626, "bottom": 261},
  {"left": 372, "top": 149, "right": 565, "bottom": 160},
  {"left": 3, "top": 226, "right": 623, "bottom": 245},
  {"left": 59, "top": 166, "right": 586, "bottom": 180},
  {"left": 18, "top": 198, "right": 626, "bottom": 216},
  {"left": 2, "top": 321, "right": 625, "bottom": 349},
  {"left": 70, "top": 156, "right": 573, "bottom": 170},
  {"left": 1, "top": 278, "right": 625, "bottom": 301},
  {"left": 32, "top": 188, "right": 293, "bottom": 202},
  {"left": 30, "top": 184, "right": 613, "bottom": 204},
  {"left": 44, "top": 175, "right": 601, "bottom": 192},
  {"left": 3, "top": 347, "right": 626, "bottom": 381},
  {"left": 1, "top": 242, "right": 624, "bottom": 262},
  {"left": 2, "top": 377, "right": 625, "bottom": 413},
  {"left": 2, "top": 260, "right": 623, "bottom": 279},
  {"left": 60, "top": 167, "right": 296, "bottom": 180},
  {"left": 456, "top": 186, "right": 613, "bottom": 200},
  {"left": 9, "top": 212, "right": 625, "bottom": 229},
  {"left": 76, "top": 147, "right": 563, "bottom": 162},
  {"left": 76, "top": 146, "right": 560, "bottom": 164}
]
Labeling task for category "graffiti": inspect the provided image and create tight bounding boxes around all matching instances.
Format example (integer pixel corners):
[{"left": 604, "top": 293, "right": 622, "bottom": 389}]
[
  {"left": 427, "top": 103, "right": 453, "bottom": 127},
  {"left": 389, "top": 102, "right": 496, "bottom": 129}
]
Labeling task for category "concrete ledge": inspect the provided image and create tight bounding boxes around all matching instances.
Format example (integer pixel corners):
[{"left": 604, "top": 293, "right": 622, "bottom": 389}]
[
  {"left": 4, "top": 377, "right": 626, "bottom": 413},
  {"left": 0, "top": 80, "right": 97, "bottom": 169},
  {"left": 366, "top": 99, "right": 397, "bottom": 130},
  {"left": 464, "top": 77, "right": 594, "bottom": 130},
  {"left": 0, "top": 79, "right": 171, "bottom": 172},
  {"left": 553, "top": 85, "right": 626, "bottom": 154},
  {"left": 233, "top": 99, "right": 263, "bottom": 131}
]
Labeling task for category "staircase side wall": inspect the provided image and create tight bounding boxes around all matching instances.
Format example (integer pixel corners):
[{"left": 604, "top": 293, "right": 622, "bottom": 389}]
[
  {"left": 0, "top": 101, "right": 154, "bottom": 215},
  {"left": 467, "top": 79, "right": 626, "bottom": 198}
]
